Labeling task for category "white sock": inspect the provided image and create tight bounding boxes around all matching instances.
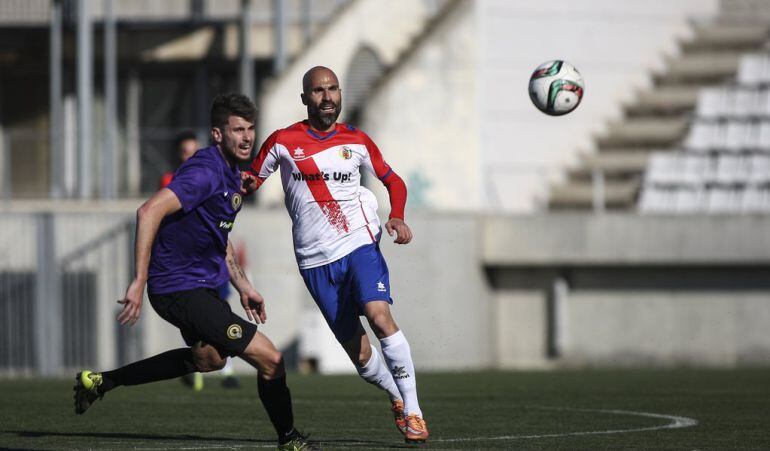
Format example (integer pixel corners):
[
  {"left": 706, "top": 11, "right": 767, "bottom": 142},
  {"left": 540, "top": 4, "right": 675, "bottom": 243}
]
[
  {"left": 356, "top": 345, "right": 402, "bottom": 402},
  {"left": 380, "top": 330, "right": 422, "bottom": 417},
  {"left": 220, "top": 357, "right": 234, "bottom": 376}
]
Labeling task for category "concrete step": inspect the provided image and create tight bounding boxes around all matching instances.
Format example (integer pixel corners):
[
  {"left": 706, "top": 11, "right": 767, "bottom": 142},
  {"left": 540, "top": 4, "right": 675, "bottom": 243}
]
[
  {"left": 548, "top": 178, "right": 641, "bottom": 211},
  {"left": 682, "top": 22, "right": 769, "bottom": 52},
  {"left": 568, "top": 151, "right": 651, "bottom": 181},
  {"left": 597, "top": 118, "right": 689, "bottom": 148},
  {"left": 720, "top": 0, "right": 770, "bottom": 22},
  {"left": 625, "top": 86, "right": 701, "bottom": 117},
  {"left": 655, "top": 52, "right": 743, "bottom": 85}
]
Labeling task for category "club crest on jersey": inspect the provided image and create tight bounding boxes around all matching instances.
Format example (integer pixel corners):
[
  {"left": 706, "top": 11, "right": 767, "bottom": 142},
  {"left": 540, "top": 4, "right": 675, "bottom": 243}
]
[
  {"left": 292, "top": 147, "right": 305, "bottom": 159},
  {"left": 231, "top": 192, "right": 242, "bottom": 210},
  {"left": 340, "top": 146, "right": 353, "bottom": 160}
]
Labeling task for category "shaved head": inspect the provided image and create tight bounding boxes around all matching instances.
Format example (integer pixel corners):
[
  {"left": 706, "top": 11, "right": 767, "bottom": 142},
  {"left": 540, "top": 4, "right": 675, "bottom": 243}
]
[
  {"left": 301, "top": 66, "right": 342, "bottom": 132},
  {"left": 302, "top": 66, "right": 339, "bottom": 94}
]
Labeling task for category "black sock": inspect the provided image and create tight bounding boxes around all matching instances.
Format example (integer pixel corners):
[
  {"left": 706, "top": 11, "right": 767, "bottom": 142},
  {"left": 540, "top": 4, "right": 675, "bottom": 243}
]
[
  {"left": 257, "top": 374, "right": 295, "bottom": 440},
  {"left": 99, "top": 348, "right": 197, "bottom": 393}
]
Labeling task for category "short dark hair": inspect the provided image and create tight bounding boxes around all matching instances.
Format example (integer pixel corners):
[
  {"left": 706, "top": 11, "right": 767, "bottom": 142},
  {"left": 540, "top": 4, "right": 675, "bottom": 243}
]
[
  {"left": 210, "top": 93, "right": 257, "bottom": 131},
  {"left": 174, "top": 130, "right": 197, "bottom": 150}
]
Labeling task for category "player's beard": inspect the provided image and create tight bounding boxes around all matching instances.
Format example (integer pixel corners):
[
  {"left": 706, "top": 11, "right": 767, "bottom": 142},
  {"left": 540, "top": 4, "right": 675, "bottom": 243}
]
[
  {"left": 221, "top": 135, "right": 251, "bottom": 163},
  {"left": 309, "top": 101, "right": 341, "bottom": 129}
]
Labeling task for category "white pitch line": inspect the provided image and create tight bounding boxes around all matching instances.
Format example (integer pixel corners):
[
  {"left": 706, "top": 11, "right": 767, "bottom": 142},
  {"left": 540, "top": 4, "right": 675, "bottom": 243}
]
[
  {"left": 433, "top": 406, "right": 698, "bottom": 443},
  {"left": 94, "top": 406, "right": 698, "bottom": 449}
]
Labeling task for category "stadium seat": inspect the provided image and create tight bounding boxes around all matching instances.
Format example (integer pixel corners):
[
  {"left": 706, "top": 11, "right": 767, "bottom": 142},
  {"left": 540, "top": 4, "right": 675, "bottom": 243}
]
[
  {"left": 723, "top": 121, "right": 756, "bottom": 152},
  {"left": 696, "top": 87, "right": 731, "bottom": 118},
  {"left": 706, "top": 187, "right": 743, "bottom": 213},
  {"left": 732, "top": 88, "right": 762, "bottom": 117},
  {"left": 638, "top": 186, "right": 676, "bottom": 213},
  {"left": 756, "top": 121, "right": 770, "bottom": 149},
  {"left": 742, "top": 187, "right": 770, "bottom": 213},
  {"left": 685, "top": 122, "right": 721, "bottom": 152},
  {"left": 715, "top": 155, "right": 752, "bottom": 185},
  {"left": 645, "top": 153, "right": 681, "bottom": 186},
  {"left": 737, "top": 53, "right": 770, "bottom": 85},
  {"left": 749, "top": 154, "right": 770, "bottom": 183},
  {"left": 674, "top": 187, "right": 706, "bottom": 213},
  {"left": 755, "top": 88, "right": 770, "bottom": 117}
]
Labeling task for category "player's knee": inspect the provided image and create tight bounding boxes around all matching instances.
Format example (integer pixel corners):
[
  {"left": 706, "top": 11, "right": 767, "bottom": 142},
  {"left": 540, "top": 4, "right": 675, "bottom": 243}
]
[
  {"left": 260, "top": 350, "right": 285, "bottom": 379},
  {"left": 192, "top": 349, "right": 227, "bottom": 372},
  {"left": 195, "top": 356, "right": 226, "bottom": 372},
  {"left": 368, "top": 311, "right": 398, "bottom": 338}
]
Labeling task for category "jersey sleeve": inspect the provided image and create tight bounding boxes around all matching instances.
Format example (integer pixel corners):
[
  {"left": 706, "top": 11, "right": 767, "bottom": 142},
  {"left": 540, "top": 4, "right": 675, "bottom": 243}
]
[
  {"left": 248, "top": 130, "right": 282, "bottom": 189},
  {"left": 166, "top": 160, "right": 219, "bottom": 213},
  {"left": 361, "top": 132, "right": 407, "bottom": 220}
]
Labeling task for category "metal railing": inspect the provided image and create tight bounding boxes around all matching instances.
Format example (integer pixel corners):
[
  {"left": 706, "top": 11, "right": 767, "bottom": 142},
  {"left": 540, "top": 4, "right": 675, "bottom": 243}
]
[{"left": 0, "top": 212, "right": 137, "bottom": 376}]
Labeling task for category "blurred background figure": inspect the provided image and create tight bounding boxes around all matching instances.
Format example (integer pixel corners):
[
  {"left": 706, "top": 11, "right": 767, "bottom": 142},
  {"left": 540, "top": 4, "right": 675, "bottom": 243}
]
[{"left": 159, "top": 131, "right": 199, "bottom": 189}]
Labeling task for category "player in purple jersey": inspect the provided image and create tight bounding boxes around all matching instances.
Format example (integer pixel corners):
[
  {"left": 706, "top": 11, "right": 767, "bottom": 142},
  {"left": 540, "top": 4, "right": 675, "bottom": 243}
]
[{"left": 73, "top": 94, "right": 313, "bottom": 450}]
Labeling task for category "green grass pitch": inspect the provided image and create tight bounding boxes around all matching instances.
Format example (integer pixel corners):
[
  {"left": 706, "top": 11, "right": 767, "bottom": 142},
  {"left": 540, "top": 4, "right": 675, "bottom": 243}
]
[{"left": 1, "top": 369, "right": 769, "bottom": 449}]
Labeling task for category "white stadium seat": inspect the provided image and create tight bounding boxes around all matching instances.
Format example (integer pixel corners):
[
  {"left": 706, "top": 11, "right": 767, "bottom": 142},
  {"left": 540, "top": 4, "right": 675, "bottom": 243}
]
[
  {"left": 645, "top": 153, "right": 681, "bottom": 186},
  {"left": 696, "top": 87, "right": 731, "bottom": 118},
  {"left": 737, "top": 54, "right": 770, "bottom": 85},
  {"left": 749, "top": 155, "right": 770, "bottom": 184},
  {"left": 715, "top": 155, "right": 752, "bottom": 185},
  {"left": 723, "top": 121, "right": 755, "bottom": 152},
  {"left": 674, "top": 187, "right": 706, "bottom": 213},
  {"left": 706, "top": 187, "right": 743, "bottom": 213},
  {"left": 685, "top": 122, "right": 721, "bottom": 152},
  {"left": 638, "top": 186, "right": 675, "bottom": 213},
  {"left": 742, "top": 187, "right": 770, "bottom": 213},
  {"left": 732, "top": 88, "right": 762, "bottom": 117},
  {"left": 757, "top": 121, "right": 770, "bottom": 149}
]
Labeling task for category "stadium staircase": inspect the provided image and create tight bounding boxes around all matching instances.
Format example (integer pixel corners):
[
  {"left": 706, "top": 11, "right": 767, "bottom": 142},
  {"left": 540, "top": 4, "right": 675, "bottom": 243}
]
[{"left": 548, "top": 0, "right": 770, "bottom": 213}]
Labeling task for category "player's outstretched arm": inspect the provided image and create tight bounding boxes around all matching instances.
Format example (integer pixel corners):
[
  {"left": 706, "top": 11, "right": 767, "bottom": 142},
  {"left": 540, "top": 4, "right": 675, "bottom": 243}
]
[
  {"left": 226, "top": 240, "right": 266, "bottom": 324},
  {"left": 117, "top": 188, "right": 182, "bottom": 326},
  {"left": 385, "top": 218, "right": 413, "bottom": 245}
]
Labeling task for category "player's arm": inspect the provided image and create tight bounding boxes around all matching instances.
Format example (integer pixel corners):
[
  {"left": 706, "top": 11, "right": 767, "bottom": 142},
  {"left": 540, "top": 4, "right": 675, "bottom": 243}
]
[
  {"left": 226, "top": 240, "right": 266, "bottom": 324},
  {"left": 362, "top": 134, "right": 412, "bottom": 244},
  {"left": 242, "top": 131, "right": 281, "bottom": 195},
  {"left": 118, "top": 188, "right": 182, "bottom": 326}
]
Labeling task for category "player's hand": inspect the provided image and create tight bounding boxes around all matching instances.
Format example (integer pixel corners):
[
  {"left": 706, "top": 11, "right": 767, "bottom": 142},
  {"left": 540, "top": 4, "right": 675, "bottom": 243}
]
[
  {"left": 117, "top": 278, "right": 145, "bottom": 326},
  {"left": 385, "top": 218, "right": 413, "bottom": 244},
  {"left": 241, "top": 172, "right": 258, "bottom": 195},
  {"left": 240, "top": 287, "right": 266, "bottom": 324}
]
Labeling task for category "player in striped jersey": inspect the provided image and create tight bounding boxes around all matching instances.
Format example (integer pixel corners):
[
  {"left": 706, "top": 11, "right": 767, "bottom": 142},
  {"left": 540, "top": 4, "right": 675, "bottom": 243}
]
[{"left": 245, "top": 66, "right": 429, "bottom": 443}]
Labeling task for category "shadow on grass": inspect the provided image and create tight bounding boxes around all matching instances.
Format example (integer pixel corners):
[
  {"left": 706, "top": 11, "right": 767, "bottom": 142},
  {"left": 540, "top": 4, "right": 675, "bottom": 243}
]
[
  {"left": 2, "top": 430, "right": 416, "bottom": 449},
  {"left": 4, "top": 429, "right": 271, "bottom": 444}
]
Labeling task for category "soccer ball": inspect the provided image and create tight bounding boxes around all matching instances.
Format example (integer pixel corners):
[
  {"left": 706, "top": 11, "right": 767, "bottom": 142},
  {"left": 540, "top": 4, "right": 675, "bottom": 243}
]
[{"left": 528, "top": 60, "right": 584, "bottom": 116}]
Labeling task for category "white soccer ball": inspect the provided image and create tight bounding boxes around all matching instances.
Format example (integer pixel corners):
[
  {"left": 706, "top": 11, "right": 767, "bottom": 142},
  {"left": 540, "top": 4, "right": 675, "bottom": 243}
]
[{"left": 528, "top": 60, "right": 584, "bottom": 116}]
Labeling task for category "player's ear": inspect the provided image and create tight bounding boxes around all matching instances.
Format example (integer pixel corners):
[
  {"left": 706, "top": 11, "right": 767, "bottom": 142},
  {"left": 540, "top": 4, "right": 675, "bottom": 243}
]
[
  {"left": 300, "top": 93, "right": 308, "bottom": 106},
  {"left": 211, "top": 127, "right": 222, "bottom": 144}
]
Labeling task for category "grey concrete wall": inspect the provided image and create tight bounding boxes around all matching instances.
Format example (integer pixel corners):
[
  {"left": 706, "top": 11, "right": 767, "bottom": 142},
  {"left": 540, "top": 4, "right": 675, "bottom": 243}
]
[{"left": 3, "top": 205, "right": 769, "bottom": 372}]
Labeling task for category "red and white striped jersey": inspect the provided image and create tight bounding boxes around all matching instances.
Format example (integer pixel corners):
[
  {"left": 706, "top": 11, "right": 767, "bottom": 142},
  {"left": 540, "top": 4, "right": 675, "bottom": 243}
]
[{"left": 250, "top": 121, "right": 407, "bottom": 269}]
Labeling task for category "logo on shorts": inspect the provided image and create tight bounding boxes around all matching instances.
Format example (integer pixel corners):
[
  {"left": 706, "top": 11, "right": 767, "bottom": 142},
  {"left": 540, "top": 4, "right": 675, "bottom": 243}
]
[
  {"left": 377, "top": 281, "right": 386, "bottom": 292},
  {"left": 231, "top": 192, "right": 242, "bottom": 210},
  {"left": 226, "top": 324, "right": 243, "bottom": 340},
  {"left": 340, "top": 146, "right": 353, "bottom": 160},
  {"left": 391, "top": 365, "right": 409, "bottom": 379}
]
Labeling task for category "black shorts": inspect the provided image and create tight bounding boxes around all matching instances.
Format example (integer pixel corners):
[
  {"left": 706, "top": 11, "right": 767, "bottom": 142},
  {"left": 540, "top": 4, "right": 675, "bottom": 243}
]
[{"left": 149, "top": 288, "right": 257, "bottom": 358}]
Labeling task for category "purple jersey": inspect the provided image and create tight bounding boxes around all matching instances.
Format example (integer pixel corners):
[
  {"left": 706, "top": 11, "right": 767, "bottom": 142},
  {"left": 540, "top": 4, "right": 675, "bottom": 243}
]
[{"left": 147, "top": 146, "right": 243, "bottom": 295}]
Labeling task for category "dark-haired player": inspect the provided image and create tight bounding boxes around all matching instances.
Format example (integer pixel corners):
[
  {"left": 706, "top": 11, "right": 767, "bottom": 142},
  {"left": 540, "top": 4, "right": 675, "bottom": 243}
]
[{"left": 74, "top": 93, "right": 312, "bottom": 450}]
